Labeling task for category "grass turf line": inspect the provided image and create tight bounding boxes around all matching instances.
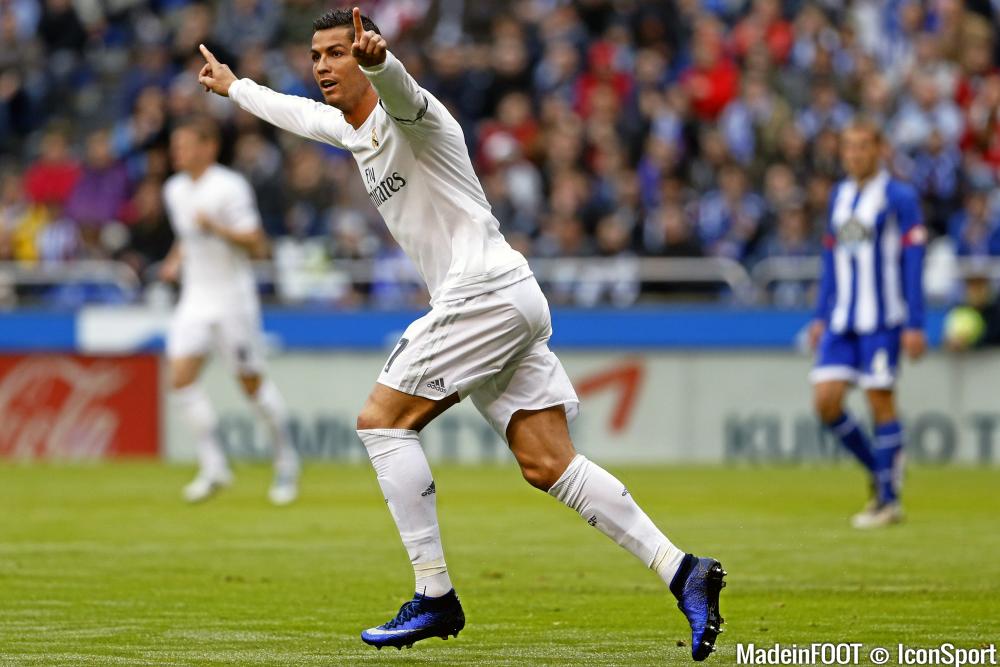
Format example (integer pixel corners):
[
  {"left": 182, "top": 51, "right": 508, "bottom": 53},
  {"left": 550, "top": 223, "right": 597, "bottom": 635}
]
[{"left": 0, "top": 463, "right": 997, "bottom": 666}]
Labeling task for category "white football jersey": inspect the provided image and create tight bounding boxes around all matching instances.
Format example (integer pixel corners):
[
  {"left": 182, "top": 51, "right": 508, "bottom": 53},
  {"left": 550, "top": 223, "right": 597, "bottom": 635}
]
[
  {"left": 228, "top": 51, "right": 530, "bottom": 305},
  {"left": 163, "top": 164, "right": 261, "bottom": 317}
]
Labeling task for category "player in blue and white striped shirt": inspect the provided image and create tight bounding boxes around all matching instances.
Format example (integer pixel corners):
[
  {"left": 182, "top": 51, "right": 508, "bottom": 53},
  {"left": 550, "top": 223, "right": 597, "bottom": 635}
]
[{"left": 808, "top": 119, "right": 927, "bottom": 529}]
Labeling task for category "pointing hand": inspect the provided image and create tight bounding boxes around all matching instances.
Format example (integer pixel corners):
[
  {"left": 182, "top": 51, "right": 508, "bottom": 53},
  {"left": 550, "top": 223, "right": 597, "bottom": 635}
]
[
  {"left": 351, "top": 7, "right": 387, "bottom": 68},
  {"left": 198, "top": 44, "right": 237, "bottom": 97}
]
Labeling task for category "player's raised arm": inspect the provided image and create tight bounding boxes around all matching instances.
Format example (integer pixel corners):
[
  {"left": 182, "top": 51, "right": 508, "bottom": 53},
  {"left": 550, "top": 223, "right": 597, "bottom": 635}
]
[
  {"left": 351, "top": 7, "right": 428, "bottom": 125},
  {"left": 199, "top": 44, "right": 346, "bottom": 148}
]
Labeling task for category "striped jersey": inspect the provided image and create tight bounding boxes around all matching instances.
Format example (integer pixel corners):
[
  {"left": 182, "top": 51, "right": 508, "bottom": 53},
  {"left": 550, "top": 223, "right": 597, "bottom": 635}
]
[{"left": 814, "top": 170, "right": 926, "bottom": 334}]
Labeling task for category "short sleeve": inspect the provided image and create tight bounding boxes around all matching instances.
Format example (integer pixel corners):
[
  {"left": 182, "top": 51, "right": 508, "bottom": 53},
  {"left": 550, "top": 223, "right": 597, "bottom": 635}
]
[{"left": 225, "top": 175, "right": 262, "bottom": 233}]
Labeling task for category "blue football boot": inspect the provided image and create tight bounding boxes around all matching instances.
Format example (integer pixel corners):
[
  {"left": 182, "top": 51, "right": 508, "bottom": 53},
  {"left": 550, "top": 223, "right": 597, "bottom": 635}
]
[
  {"left": 361, "top": 589, "right": 465, "bottom": 650},
  {"left": 670, "top": 554, "right": 727, "bottom": 661}
]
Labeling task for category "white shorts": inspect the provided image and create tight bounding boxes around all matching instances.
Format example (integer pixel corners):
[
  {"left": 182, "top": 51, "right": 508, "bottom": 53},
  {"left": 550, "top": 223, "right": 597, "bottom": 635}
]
[
  {"left": 378, "top": 277, "right": 579, "bottom": 441},
  {"left": 166, "top": 308, "right": 265, "bottom": 376}
]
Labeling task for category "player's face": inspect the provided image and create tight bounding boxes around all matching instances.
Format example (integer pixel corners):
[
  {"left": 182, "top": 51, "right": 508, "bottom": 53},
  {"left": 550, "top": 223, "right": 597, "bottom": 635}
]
[
  {"left": 311, "top": 27, "right": 371, "bottom": 111},
  {"left": 840, "top": 127, "right": 881, "bottom": 181},
  {"left": 170, "top": 128, "right": 214, "bottom": 174}
]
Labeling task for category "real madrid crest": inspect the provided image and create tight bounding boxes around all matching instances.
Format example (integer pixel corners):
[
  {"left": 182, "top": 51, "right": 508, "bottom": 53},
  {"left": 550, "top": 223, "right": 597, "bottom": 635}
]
[{"left": 371, "top": 127, "right": 379, "bottom": 149}]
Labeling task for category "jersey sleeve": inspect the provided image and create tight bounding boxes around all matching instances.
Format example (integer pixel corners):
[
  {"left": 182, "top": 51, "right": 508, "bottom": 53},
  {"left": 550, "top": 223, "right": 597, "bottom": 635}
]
[
  {"left": 360, "top": 51, "right": 432, "bottom": 132},
  {"left": 228, "top": 78, "right": 347, "bottom": 148},
  {"left": 225, "top": 175, "right": 262, "bottom": 233},
  {"left": 813, "top": 189, "right": 837, "bottom": 322},
  {"left": 161, "top": 178, "right": 181, "bottom": 235},
  {"left": 893, "top": 181, "right": 926, "bottom": 330}
]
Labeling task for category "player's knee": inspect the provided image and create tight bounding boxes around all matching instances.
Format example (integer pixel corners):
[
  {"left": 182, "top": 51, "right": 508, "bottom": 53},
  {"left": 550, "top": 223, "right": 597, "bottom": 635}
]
[
  {"left": 867, "top": 392, "right": 897, "bottom": 423},
  {"left": 239, "top": 374, "right": 262, "bottom": 398},
  {"left": 356, "top": 407, "right": 381, "bottom": 432},
  {"left": 517, "top": 455, "right": 566, "bottom": 491},
  {"left": 170, "top": 374, "right": 195, "bottom": 392},
  {"left": 813, "top": 392, "right": 842, "bottom": 424},
  {"left": 356, "top": 401, "right": 399, "bottom": 431}
]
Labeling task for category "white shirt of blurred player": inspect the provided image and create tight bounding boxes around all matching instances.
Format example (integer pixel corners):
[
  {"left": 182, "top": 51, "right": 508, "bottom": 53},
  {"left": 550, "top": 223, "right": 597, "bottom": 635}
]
[
  {"left": 228, "top": 52, "right": 530, "bottom": 305},
  {"left": 163, "top": 164, "right": 260, "bottom": 318}
]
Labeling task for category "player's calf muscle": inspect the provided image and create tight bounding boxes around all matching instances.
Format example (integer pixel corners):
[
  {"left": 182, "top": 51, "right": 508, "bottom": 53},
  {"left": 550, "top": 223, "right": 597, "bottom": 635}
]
[
  {"left": 507, "top": 407, "right": 576, "bottom": 491},
  {"left": 865, "top": 389, "right": 897, "bottom": 424}
]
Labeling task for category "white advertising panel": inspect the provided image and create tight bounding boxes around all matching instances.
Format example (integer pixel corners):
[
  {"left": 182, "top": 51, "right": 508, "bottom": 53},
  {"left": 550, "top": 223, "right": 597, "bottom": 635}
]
[{"left": 166, "top": 351, "right": 1000, "bottom": 465}]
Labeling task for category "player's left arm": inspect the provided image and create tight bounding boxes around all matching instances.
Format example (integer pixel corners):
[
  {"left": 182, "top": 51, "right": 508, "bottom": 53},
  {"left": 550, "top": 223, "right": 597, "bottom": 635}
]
[
  {"left": 895, "top": 182, "right": 928, "bottom": 359},
  {"left": 197, "top": 178, "right": 269, "bottom": 258},
  {"left": 350, "top": 8, "right": 429, "bottom": 127}
]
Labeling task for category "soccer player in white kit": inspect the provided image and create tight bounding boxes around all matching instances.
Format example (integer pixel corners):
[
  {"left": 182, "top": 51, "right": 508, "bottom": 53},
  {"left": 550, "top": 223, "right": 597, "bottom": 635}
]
[
  {"left": 198, "top": 9, "right": 726, "bottom": 659},
  {"left": 162, "top": 117, "right": 300, "bottom": 506}
]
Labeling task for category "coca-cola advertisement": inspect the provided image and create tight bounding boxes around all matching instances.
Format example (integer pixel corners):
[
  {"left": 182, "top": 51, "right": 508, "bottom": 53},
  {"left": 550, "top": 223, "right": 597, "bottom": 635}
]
[{"left": 0, "top": 355, "right": 160, "bottom": 459}]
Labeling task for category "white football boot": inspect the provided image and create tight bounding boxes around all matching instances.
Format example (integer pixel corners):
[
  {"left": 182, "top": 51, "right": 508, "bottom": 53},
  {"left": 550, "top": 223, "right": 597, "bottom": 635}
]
[
  {"left": 851, "top": 501, "right": 904, "bottom": 529},
  {"left": 268, "top": 450, "right": 301, "bottom": 506},
  {"left": 183, "top": 468, "right": 234, "bottom": 503}
]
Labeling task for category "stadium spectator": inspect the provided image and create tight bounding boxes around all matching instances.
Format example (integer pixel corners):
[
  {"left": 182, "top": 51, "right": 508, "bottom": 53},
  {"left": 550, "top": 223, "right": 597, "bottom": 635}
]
[
  {"left": 64, "top": 129, "right": 130, "bottom": 230},
  {"left": 575, "top": 213, "right": 640, "bottom": 307},
  {"left": 111, "top": 86, "right": 171, "bottom": 179},
  {"left": 0, "top": 168, "right": 50, "bottom": 262},
  {"left": 212, "top": 0, "right": 282, "bottom": 53},
  {"left": 641, "top": 204, "right": 704, "bottom": 259},
  {"left": 117, "top": 177, "right": 174, "bottom": 278},
  {"left": 37, "top": 0, "right": 87, "bottom": 55},
  {"left": 281, "top": 142, "right": 338, "bottom": 238},
  {"left": 681, "top": 17, "right": 739, "bottom": 121},
  {"left": 897, "top": 128, "right": 962, "bottom": 234},
  {"left": 795, "top": 78, "right": 853, "bottom": 141},
  {"left": 0, "top": 170, "right": 23, "bottom": 260},
  {"left": 890, "top": 69, "right": 965, "bottom": 152},
  {"left": 695, "top": 162, "right": 765, "bottom": 261},
  {"left": 754, "top": 201, "right": 821, "bottom": 307},
  {"left": 947, "top": 188, "right": 1000, "bottom": 256},
  {"left": 23, "top": 127, "right": 80, "bottom": 207},
  {"left": 0, "top": 0, "right": 998, "bottom": 307},
  {"left": 730, "top": 0, "right": 793, "bottom": 65},
  {"left": 720, "top": 73, "right": 793, "bottom": 166}
]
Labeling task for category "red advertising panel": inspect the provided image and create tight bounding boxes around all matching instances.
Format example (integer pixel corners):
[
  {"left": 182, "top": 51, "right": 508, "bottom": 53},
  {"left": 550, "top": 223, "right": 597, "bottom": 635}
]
[{"left": 0, "top": 355, "right": 160, "bottom": 459}]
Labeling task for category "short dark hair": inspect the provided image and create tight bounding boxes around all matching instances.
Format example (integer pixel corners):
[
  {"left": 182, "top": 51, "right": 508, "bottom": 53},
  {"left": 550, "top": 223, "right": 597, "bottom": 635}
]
[
  {"left": 843, "top": 116, "right": 883, "bottom": 144},
  {"left": 312, "top": 9, "right": 380, "bottom": 37},
  {"left": 173, "top": 115, "right": 221, "bottom": 145}
]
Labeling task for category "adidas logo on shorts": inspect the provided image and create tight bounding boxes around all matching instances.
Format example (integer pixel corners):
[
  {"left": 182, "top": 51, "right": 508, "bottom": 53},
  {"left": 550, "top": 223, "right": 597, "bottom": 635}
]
[{"left": 425, "top": 378, "right": 446, "bottom": 393}]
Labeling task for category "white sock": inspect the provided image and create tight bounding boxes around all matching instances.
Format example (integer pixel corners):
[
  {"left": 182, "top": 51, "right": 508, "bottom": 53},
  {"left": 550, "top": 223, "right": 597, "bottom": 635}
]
[
  {"left": 548, "top": 454, "right": 686, "bottom": 586},
  {"left": 251, "top": 379, "right": 298, "bottom": 477},
  {"left": 358, "top": 428, "right": 453, "bottom": 598},
  {"left": 173, "top": 384, "right": 228, "bottom": 475}
]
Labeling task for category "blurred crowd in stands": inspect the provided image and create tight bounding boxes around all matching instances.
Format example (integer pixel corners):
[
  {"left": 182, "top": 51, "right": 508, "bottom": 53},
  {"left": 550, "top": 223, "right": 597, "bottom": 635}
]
[{"left": 1, "top": 0, "right": 999, "bottom": 308}]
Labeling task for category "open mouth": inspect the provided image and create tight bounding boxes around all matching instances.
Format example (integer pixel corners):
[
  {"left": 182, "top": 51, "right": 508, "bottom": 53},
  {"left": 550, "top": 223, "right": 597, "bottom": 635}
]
[{"left": 320, "top": 79, "right": 337, "bottom": 91}]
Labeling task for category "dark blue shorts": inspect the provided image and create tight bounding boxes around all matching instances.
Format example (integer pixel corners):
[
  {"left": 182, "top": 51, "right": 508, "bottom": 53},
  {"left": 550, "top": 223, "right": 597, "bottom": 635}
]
[{"left": 810, "top": 327, "right": 901, "bottom": 389}]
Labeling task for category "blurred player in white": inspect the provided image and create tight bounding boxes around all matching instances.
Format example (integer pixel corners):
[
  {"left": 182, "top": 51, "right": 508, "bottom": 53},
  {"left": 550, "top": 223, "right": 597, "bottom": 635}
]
[
  {"left": 161, "top": 117, "right": 300, "bottom": 506},
  {"left": 198, "top": 8, "right": 725, "bottom": 660}
]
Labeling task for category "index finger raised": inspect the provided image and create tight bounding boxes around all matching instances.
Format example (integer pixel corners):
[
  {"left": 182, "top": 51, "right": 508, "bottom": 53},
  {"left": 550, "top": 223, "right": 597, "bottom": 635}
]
[
  {"left": 199, "top": 43, "right": 220, "bottom": 65},
  {"left": 352, "top": 7, "right": 363, "bottom": 40}
]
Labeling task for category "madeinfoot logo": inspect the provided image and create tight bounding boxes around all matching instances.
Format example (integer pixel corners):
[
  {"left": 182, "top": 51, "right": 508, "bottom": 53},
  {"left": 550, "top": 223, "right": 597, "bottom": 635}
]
[{"left": 736, "top": 643, "right": 997, "bottom": 666}]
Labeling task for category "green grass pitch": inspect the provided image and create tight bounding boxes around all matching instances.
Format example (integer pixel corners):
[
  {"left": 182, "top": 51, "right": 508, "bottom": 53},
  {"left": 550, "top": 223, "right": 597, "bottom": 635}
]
[{"left": 1, "top": 463, "right": 997, "bottom": 665}]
